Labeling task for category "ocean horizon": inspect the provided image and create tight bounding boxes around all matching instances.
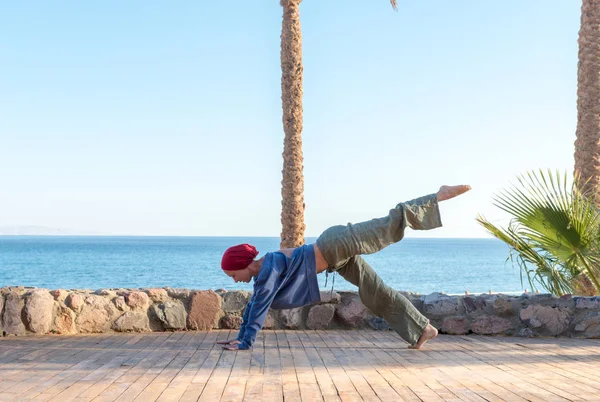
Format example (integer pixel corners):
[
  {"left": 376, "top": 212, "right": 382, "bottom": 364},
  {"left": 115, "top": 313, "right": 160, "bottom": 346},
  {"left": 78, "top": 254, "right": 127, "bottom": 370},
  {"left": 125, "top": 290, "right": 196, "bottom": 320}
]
[{"left": 0, "top": 236, "right": 527, "bottom": 295}]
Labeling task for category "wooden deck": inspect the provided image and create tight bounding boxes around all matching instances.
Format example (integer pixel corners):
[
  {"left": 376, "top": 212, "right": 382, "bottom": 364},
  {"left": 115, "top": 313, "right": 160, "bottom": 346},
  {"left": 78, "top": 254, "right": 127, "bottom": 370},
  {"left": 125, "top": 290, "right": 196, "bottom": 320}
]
[{"left": 0, "top": 330, "right": 599, "bottom": 402}]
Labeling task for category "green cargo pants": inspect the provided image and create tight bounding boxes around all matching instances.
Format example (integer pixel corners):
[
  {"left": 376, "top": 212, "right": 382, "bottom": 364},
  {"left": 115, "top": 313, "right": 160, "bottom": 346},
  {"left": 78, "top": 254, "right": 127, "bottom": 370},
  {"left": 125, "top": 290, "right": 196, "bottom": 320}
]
[{"left": 315, "top": 193, "right": 442, "bottom": 346}]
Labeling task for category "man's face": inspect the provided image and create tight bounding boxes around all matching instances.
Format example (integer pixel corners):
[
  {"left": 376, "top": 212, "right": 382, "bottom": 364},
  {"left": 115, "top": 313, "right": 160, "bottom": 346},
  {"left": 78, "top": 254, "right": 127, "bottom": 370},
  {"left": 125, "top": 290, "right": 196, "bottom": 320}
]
[{"left": 225, "top": 268, "right": 253, "bottom": 283}]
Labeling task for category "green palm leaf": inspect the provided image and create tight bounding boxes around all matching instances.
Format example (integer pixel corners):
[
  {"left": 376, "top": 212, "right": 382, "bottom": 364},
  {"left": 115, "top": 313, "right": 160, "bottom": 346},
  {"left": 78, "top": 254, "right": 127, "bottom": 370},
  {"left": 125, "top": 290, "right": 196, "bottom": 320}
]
[{"left": 477, "top": 169, "right": 600, "bottom": 296}]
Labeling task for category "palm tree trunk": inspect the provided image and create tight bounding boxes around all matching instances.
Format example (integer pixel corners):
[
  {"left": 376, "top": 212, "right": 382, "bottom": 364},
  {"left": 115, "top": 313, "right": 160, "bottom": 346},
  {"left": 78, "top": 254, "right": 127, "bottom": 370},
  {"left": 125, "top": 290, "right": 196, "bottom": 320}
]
[
  {"left": 574, "top": 0, "right": 600, "bottom": 296},
  {"left": 279, "top": 0, "right": 306, "bottom": 249},
  {"left": 574, "top": 274, "right": 598, "bottom": 296},
  {"left": 575, "top": 0, "right": 600, "bottom": 198}
]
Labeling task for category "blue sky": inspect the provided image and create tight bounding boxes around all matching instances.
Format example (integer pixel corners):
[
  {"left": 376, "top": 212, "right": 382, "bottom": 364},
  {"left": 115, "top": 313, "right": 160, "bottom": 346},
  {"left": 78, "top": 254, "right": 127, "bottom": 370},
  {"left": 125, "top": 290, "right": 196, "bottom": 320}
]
[{"left": 0, "top": 1, "right": 581, "bottom": 237}]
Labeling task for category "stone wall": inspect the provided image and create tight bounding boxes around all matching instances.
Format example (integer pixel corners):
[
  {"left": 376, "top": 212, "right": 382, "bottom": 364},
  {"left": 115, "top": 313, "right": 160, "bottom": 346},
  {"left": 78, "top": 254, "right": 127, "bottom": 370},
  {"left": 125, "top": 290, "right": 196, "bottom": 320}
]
[{"left": 1, "top": 287, "right": 599, "bottom": 338}]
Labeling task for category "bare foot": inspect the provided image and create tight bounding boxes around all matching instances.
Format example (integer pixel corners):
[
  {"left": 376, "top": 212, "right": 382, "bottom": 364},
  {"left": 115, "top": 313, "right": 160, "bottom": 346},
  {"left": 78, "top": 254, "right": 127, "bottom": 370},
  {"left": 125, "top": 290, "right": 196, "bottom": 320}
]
[
  {"left": 436, "top": 185, "right": 471, "bottom": 202},
  {"left": 408, "top": 324, "right": 438, "bottom": 350}
]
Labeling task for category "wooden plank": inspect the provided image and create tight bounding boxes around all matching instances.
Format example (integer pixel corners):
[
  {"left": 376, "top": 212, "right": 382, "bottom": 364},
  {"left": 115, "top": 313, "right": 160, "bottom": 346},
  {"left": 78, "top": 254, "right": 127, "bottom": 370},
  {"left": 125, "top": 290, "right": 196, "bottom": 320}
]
[
  {"left": 45, "top": 334, "right": 146, "bottom": 401},
  {"left": 126, "top": 331, "right": 197, "bottom": 402},
  {"left": 321, "top": 330, "right": 380, "bottom": 402},
  {"left": 112, "top": 332, "right": 190, "bottom": 402},
  {"left": 242, "top": 330, "right": 265, "bottom": 401},
  {"left": 0, "top": 335, "right": 77, "bottom": 390},
  {"left": 262, "top": 331, "right": 284, "bottom": 402},
  {"left": 308, "top": 331, "right": 362, "bottom": 402},
  {"left": 285, "top": 330, "right": 323, "bottom": 402},
  {"left": 276, "top": 330, "right": 301, "bottom": 402},
  {"left": 153, "top": 331, "right": 212, "bottom": 402},
  {"left": 91, "top": 333, "right": 175, "bottom": 402},
  {"left": 0, "top": 335, "right": 98, "bottom": 395},
  {"left": 82, "top": 333, "right": 181, "bottom": 400},
  {"left": 11, "top": 334, "right": 118, "bottom": 401},
  {"left": 196, "top": 336, "right": 237, "bottom": 402},
  {"left": 297, "top": 331, "right": 340, "bottom": 402},
  {"left": 220, "top": 336, "right": 252, "bottom": 402},
  {"left": 29, "top": 334, "right": 130, "bottom": 401},
  {"left": 336, "top": 330, "right": 404, "bottom": 401},
  {"left": 436, "top": 335, "right": 562, "bottom": 401},
  {"left": 178, "top": 331, "right": 228, "bottom": 402},
  {"left": 1, "top": 331, "right": 599, "bottom": 401},
  {"left": 351, "top": 330, "right": 429, "bottom": 402},
  {"left": 451, "top": 335, "right": 582, "bottom": 401}
]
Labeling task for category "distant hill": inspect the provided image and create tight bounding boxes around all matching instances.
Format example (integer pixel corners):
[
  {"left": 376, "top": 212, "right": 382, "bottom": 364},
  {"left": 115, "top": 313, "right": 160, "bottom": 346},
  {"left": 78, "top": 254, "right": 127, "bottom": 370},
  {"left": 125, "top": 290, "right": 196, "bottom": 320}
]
[{"left": 0, "top": 226, "right": 106, "bottom": 236}]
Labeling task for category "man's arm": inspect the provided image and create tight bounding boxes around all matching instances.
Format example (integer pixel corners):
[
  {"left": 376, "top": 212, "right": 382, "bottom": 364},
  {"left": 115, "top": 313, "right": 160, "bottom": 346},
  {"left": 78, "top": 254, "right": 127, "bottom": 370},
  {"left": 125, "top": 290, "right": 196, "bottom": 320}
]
[
  {"left": 237, "top": 299, "right": 253, "bottom": 341},
  {"left": 217, "top": 299, "right": 252, "bottom": 346},
  {"left": 228, "top": 254, "right": 278, "bottom": 350},
  {"left": 235, "top": 282, "right": 278, "bottom": 350}
]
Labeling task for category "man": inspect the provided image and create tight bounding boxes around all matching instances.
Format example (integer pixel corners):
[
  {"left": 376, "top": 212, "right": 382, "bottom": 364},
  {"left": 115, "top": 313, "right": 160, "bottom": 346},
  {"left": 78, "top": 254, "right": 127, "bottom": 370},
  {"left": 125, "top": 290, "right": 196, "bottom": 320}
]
[{"left": 218, "top": 184, "right": 471, "bottom": 350}]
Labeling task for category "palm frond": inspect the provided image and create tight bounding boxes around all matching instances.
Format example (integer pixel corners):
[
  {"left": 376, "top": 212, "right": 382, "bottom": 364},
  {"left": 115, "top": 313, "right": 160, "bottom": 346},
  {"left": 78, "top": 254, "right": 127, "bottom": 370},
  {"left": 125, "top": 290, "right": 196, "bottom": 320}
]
[{"left": 477, "top": 170, "right": 600, "bottom": 296}]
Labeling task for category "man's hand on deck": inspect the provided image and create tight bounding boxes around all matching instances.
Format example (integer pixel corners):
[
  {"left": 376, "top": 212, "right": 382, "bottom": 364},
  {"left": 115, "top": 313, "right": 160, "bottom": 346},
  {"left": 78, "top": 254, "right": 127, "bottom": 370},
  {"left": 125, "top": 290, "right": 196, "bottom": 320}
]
[
  {"left": 221, "top": 343, "right": 241, "bottom": 351},
  {"left": 216, "top": 339, "right": 240, "bottom": 346}
]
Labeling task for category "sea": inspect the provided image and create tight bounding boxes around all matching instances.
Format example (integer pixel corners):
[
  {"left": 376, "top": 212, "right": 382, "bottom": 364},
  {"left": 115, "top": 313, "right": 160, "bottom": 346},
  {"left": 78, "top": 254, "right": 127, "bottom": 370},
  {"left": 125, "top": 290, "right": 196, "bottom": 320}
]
[{"left": 0, "top": 236, "right": 526, "bottom": 295}]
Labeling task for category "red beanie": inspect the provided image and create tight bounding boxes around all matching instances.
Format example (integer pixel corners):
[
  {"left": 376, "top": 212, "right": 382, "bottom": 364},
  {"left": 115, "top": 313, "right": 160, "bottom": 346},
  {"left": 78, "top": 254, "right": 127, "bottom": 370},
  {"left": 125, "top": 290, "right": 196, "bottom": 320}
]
[{"left": 221, "top": 244, "right": 259, "bottom": 271}]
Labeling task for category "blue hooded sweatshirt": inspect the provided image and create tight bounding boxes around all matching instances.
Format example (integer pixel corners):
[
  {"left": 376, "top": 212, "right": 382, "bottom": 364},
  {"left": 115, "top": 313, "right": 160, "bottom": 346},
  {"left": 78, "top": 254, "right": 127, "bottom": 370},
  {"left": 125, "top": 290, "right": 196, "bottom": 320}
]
[{"left": 236, "top": 244, "right": 320, "bottom": 349}]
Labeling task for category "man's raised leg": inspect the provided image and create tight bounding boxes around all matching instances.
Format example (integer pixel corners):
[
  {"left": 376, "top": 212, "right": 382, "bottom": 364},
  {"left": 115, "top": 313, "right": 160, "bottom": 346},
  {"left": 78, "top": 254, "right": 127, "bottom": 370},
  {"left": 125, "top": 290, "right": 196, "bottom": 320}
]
[{"left": 316, "top": 184, "right": 471, "bottom": 269}]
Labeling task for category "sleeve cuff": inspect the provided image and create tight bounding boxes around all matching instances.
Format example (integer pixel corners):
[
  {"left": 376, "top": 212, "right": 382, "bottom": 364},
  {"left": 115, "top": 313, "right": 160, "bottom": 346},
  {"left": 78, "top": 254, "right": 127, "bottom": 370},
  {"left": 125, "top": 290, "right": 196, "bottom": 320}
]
[{"left": 238, "top": 341, "right": 251, "bottom": 350}]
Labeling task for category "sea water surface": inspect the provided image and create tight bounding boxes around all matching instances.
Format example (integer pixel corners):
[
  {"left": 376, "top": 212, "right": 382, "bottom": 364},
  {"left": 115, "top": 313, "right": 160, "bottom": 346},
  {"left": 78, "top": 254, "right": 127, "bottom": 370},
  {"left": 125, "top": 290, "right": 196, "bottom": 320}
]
[{"left": 0, "top": 236, "right": 525, "bottom": 294}]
